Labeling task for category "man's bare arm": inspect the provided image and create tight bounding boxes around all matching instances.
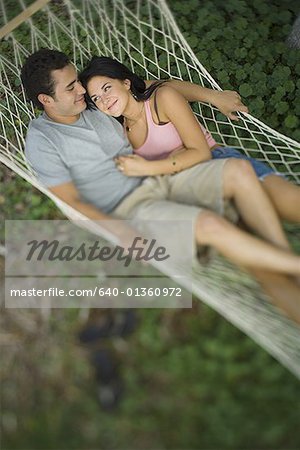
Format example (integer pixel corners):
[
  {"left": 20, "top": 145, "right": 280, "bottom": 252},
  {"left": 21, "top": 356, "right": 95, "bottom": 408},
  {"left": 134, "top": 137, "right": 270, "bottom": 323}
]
[
  {"left": 49, "top": 181, "right": 138, "bottom": 247},
  {"left": 49, "top": 181, "right": 111, "bottom": 221},
  {"left": 145, "top": 79, "right": 248, "bottom": 121}
]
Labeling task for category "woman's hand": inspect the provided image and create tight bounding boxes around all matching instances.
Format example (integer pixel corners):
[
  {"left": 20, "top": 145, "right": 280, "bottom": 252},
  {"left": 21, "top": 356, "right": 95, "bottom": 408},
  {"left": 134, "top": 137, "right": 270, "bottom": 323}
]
[
  {"left": 209, "top": 90, "right": 249, "bottom": 121},
  {"left": 115, "top": 155, "right": 152, "bottom": 176}
]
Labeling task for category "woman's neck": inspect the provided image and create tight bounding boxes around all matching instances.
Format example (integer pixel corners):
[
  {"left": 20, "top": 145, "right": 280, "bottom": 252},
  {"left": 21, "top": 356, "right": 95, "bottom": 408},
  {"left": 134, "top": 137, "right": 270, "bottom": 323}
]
[{"left": 123, "top": 95, "right": 144, "bottom": 120}]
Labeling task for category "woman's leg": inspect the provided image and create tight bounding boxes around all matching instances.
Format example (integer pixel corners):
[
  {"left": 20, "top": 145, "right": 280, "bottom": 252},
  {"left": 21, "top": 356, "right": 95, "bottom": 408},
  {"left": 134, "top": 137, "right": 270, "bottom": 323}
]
[
  {"left": 212, "top": 146, "right": 300, "bottom": 224},
  {"left": 222, "top": 159, "right": 291, "bottom": 249},
  {"left": 262, "top": 175, "right": 300, "bottom": 223},
  {"left": 248, "top": 268, "right": 300, "bottom": 325},
  {"left": 195, "top": 210, "right": 300, "bottom": 275}
]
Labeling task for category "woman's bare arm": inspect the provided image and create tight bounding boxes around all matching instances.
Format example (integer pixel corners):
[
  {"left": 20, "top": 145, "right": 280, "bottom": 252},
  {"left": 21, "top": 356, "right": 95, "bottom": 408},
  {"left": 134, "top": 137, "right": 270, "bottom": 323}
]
[
  {"left": 145, "top": 79, "right": 248, "bottom": 121},
  {"left": 117, "top": 86, "right": 213, "bottom": 177}
]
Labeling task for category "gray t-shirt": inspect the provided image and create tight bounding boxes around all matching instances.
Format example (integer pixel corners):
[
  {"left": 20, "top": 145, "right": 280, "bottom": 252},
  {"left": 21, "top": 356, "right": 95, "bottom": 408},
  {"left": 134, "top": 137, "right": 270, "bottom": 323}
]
[{"left": 25, "top": 109, "right": 143, "bottom": 213}]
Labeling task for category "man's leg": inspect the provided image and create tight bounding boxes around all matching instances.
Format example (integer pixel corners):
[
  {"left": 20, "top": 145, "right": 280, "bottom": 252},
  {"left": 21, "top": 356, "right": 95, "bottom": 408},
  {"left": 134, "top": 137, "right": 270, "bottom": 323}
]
[
  {"left": 194, "top": 210, "right": 300, "bottom": 276},
  {"left": 123, "top": 186, "right": 300, "bottom": 276},
  {"left": 114, "top": 173, "right": 300, "bottom": 319},
  {"left": 194, "top": 210, "right": 300, "bottom": 322},
  {"left": 130, "top": 199, "right": 300, "bottom": 321}
]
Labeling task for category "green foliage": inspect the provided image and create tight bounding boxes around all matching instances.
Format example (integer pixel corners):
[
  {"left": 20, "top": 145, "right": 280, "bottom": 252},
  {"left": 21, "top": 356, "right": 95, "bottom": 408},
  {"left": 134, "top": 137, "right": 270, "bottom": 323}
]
[
  {"left": 284, "top": 114, "right": 299, "bottom": 129},
  {"left": 172, "top": 0, "right": 299, "bottom": 142},
  {"left": 0, "top": 169, "right": 64, "bottom": 243},
  {"left": 2, "top": 305, "right": 300, "bottom": 450},
  {"left": 239, "top": 83, "right": 253, "bottom": 97}
]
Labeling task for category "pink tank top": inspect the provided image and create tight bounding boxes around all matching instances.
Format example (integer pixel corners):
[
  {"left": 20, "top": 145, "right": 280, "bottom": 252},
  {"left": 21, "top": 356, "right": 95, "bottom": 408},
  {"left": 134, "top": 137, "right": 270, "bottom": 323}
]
[{"left": 132, "top": 99, "right": 217, "bottom": 160}]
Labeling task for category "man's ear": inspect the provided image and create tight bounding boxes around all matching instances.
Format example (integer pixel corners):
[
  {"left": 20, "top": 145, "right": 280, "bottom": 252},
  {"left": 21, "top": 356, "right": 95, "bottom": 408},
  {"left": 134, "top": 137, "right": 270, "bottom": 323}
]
[
  {"left": 123, "top": 79, "right": 131, "bottom": 90},
  {"left": 37, "top": 93, "right": 54, "bottom": 107}
]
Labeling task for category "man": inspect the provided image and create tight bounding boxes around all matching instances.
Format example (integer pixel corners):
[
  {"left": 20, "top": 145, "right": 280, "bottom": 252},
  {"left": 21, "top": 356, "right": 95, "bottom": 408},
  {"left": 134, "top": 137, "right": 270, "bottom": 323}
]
[{"left": 20, "top": 49, "right": 300, "bottom": 323}]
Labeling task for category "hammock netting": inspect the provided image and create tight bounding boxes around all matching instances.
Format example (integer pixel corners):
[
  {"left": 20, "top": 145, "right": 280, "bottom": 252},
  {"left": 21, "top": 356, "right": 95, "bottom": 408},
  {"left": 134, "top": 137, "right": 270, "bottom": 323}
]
[{"left": 0, "top": 0, "right": 299, "bottom": 378}]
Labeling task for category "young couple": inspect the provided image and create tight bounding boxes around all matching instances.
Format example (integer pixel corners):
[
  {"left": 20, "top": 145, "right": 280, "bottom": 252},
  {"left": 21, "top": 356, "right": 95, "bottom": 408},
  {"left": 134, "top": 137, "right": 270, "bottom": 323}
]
[{"left": 21, "top": 49, "right": 300, "bottom": 323}]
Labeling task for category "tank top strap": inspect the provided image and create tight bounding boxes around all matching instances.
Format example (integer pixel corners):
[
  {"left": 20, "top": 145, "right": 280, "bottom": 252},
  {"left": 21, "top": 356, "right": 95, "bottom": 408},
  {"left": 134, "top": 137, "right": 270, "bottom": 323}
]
[
  {"left": 153, "top": 89, "right": 168, "bottom": 125},
  {"left": 144, "top": 99, "right": 153, "bottom": 124},
  {"left": 153, "top": 90, "right": 161, "bottom": 123}
]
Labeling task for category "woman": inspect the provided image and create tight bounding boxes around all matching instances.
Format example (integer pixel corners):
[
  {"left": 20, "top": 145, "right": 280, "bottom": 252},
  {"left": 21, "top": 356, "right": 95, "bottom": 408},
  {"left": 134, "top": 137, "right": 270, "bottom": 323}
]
[
  {"left": 80, "top": 56, "right": 300, "bottom": 224},
  {"left": 78, "top": 56, "right": 299, "bottom": 258},
  {"left": 78, "top": 57, "right": 300, "bottom": 323}
]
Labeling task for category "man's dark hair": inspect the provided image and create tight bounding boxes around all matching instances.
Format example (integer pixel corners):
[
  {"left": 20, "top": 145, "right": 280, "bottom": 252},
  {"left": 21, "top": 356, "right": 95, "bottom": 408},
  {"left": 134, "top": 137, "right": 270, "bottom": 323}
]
[{"left": 21, "top": 49, "right": 70, "bottom": 110}]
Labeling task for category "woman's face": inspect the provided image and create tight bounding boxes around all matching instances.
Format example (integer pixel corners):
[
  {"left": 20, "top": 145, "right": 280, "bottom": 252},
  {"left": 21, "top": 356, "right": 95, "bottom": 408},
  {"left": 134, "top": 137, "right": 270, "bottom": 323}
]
[{"left": 87, "top": 75, "right": 131, "bottom": 117}]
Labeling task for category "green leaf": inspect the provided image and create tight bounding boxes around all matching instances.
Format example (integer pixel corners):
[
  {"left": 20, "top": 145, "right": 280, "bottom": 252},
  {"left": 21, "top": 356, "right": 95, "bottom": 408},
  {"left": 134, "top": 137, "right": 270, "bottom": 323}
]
[
  {"left": 295, "top": 63, "right": 300, "bottom": 76},
  {"left": 275, "top": 102, "right": 289, "bottom": 114},
  {"left": 235, "top": 69, "right": 247, "bottom": 81},
  {"left": 284, "top": 115, "right": 299, "bottom": 129},
  {"left": 239, "top": 83, "right": 253, "bottom": 97}
]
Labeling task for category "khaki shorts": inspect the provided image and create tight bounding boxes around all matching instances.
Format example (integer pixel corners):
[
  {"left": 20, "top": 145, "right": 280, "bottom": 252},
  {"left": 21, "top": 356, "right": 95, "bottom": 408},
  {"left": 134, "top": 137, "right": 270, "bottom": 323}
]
[
  {"left": 113, "top": 159, "right": 231, "bottom": 219},
  {"left": 112, "top": 159, "right": 237, "bottom": 263}
]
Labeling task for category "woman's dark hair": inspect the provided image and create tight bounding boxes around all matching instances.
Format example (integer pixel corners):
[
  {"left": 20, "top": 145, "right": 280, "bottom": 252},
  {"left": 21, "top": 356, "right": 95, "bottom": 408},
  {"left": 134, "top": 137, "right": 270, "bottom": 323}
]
[
  {"left": 79, "top": 56, "right": 165, "bottom": 111},
  {"left": 21, "top": 48, "right": 71, "bottom": 110}
]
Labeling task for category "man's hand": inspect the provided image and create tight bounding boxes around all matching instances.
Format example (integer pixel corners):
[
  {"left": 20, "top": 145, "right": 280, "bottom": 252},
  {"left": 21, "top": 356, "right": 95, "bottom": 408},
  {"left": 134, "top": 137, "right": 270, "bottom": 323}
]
[
  {"left": 115, "top": 155, "right": 152, "bottom": 176},
  {"left": 204, "top": 90, "right": 248, "bottom": 121}
]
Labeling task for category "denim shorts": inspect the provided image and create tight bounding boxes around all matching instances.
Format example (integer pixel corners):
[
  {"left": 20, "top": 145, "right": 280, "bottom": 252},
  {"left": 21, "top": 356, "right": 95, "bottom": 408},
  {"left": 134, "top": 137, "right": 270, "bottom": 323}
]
[{"left": 211, "top": 146, "right": 283, "bottom": 180}]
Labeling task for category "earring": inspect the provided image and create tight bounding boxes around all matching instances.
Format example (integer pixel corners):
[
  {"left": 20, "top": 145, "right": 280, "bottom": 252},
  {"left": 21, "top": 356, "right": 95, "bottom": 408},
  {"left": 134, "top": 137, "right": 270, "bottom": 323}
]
[{"left": 130, "top": 90, "right": 137, "bottom": 100}]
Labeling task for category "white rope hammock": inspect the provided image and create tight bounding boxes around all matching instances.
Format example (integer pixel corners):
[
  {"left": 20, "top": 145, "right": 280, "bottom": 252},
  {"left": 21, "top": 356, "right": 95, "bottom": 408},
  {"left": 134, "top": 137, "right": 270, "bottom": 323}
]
[{"left": 1, "top": 0, "right": 300, "bottom": 378}]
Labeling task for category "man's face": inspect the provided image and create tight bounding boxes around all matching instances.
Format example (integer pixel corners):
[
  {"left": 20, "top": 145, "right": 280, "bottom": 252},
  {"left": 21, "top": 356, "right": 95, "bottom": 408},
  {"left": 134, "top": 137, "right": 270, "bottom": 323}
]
[{"left": 43, "top": 64, "right": 86, "bottom": 123}]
